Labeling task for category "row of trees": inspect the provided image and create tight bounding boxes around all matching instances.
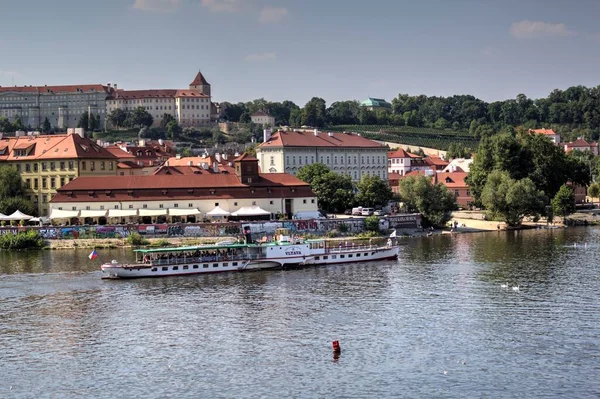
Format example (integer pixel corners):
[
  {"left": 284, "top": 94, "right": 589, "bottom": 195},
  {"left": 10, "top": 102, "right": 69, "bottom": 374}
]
[
  {"left": 107, "top": 107, "right": 154, "bottom": 130},
  {"left": 466, "top": 129, "right": 591, "bottom": 225},
  {"left": 0, "top": 166, "right": 36, "bottom": 218}
]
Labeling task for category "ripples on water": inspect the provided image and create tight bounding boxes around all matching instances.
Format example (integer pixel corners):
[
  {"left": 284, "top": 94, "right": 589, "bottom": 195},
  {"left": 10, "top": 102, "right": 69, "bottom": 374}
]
[{"left": 1, "top": 228, "right": 599, "bottom": 398}]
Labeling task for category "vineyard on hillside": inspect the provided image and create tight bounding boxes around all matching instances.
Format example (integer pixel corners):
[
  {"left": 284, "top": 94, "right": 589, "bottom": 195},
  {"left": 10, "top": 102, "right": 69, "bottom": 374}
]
[{"left": 327, "top": 125, "right": 480, "bottom": 150}]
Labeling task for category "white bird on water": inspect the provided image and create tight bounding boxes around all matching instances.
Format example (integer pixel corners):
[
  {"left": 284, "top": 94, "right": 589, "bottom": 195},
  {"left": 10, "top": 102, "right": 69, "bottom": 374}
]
[
  {"left": 501, "top": 282, "right": 508, "bottom": 289},
  {"left": 512, "top": 285, "right": 520, "bottom": 292}
]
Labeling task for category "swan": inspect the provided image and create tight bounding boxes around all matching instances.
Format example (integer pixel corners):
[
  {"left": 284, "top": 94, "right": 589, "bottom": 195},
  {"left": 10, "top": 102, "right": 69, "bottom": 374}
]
[
  {"left": 512, "top": 285, "right": 520, "bottom": 292},
  {"left": 500, "top": 282, "right": 508, "bottom": 288}
]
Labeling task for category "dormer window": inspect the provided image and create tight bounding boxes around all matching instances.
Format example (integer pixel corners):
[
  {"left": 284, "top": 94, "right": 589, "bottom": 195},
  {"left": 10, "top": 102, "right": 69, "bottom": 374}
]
[{"left": 87, "top": 191, "right": 95, "bottom": 196}]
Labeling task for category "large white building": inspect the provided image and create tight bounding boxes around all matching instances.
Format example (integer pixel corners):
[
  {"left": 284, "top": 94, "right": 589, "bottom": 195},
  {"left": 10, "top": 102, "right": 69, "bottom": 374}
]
[
  {"left": 0, "top": 70, "right": 213, "bottom": 130},
  {"left": 257, "top": 129, "right": 389, "bottom": 182}
]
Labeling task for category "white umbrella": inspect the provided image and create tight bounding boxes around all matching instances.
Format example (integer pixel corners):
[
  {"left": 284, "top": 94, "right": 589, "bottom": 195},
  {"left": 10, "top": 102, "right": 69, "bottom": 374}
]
[
  {"left": 206, "top": 206, "right": 230, "bottom": 217},
  {"left": 5, "top": 210, "right": 34, "bottom": 221},
  {"left": 230, "top": 206, "right": 271, "bottom": 217}
]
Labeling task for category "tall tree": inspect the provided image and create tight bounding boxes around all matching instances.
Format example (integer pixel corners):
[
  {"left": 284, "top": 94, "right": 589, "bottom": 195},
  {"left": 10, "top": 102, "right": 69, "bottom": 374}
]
[
  {"left": 107, "top": 109, "right": 128, "bottom": 129},
  {"left": 552, "top": 184, "right": 576, "bottom": 223},
  {"left": 297, "top": 163, "right": 354, "bottom": 213},
  {"left": 77, "top": 112, "right": 89, "bottom": 130},
  {"left": 0, "top": 166, "right": 26, "bottom": 200},
  {"left": 127, "top": 107, "right": 154, "bottom": 128},
  {"left": 587, "top": 183, "right": 600, "bottom": 208},
  {"left": 41, "top": 117, "right": 51, "bottom": 133},
  {"left": 160, "top": 113, "right": 176, "bottom": 129},
  {"left": 355, "top": 175, "right": 393, "bottom": 208},
  {"left": 301, "top": 97, "right": 327, "bottom": 127},
  {"left": 398, "top": 175, "right": 456, "bottom": 227}
]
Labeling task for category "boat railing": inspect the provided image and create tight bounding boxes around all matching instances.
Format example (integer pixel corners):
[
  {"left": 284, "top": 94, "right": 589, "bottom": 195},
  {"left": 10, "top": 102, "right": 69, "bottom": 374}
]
[
  {"left": 324, "top": 244, "right": 392, "bottom": 254},
  {"left": 146, "top": 254, "right": 249, "bottom": 266}
]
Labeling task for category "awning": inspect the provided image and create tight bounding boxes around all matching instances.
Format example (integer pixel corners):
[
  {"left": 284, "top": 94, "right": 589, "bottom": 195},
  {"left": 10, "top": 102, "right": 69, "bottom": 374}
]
[
  {"left": 0, "top": 213, "right": 7, "bottom": 221},
  {"left": 231, "top": 206, "right": 271, "bottom": 217},
  {"left": 138, "top": 209, "right": 168, "bottom": 217},
  {"left": 206, "top": 206, "right": 230, "bottom": 217},
  {"left": 79, "top": 210, "right": 108, "bottom": 218},
  {"left": 107, "top": 209, "right": 138, "bottom": 218},
  {"left": 3, "top": 210, "right": 34, "bottom": 221},
  {"left": 168, "top": 208, "right": 201, "bottom": 217},
  {"left": 49, "top": 209, "right": 80, "bottom": 219}
]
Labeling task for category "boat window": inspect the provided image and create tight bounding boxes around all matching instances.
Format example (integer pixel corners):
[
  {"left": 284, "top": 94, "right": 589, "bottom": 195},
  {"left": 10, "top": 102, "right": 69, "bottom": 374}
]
[
  {"left": 349, "top": 254, "right": 353, "bottom": 258},
  {"left": 173, "top": 266, "right": 179, "bottom": 271},
  {"left": 203, "top": 264, "right": 209, "bottom": 268},
  {"left": 233, "top": 262, "right": 238, "bottom": 266},
  {"left": 372, "top": 252, "right": 375, "bottom": 255},
  {"left": 364, "top": 253, "right": 368, "bottom": 256},
  {"left": 151, "top": 268, "right": 157, "bottom": 272},
  {"left": 356, "top": 253, "right": 360, "bottom": 257},
  {"left": 340, "top": 255, "right": 345, "bottom": 259},
  {"left": 183, "top": 265, "right": 189, "bottom": 270},
  {"left": 213, "top": 263, "right": 218, "bottom": 268},
  {"left": 323, "top": 256, "right": 328, "bottom": 260},
  {"left": 223, "top": 263, "right": 228, "bottom": 267},
  {"left": 315, "top": 256, "right": 320, "bottom": 260},
  {"left": 193, "top": 265, "right": 199, "bottom": 269},
  {"left": 332, "top": 255, "right": 337, "bottom": 259},
  {"left": 162, "top": 267, "right": 168, "bottom": 271}
]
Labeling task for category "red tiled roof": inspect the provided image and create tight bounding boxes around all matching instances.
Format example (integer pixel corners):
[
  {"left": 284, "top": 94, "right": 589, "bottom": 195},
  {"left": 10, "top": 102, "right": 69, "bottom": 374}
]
[
  {"left": 565, "top": 139, "right": 597, "bottom": 147},
  {"left": 117, "top": 161, "right": 143, "bottom": 169},
  {"left": 530, "top": 128, "right": 557, "bottom": 135},
  {"left": 234, "top": 153, "right": 258, "bottom": 162},
  {"left": 425, "top": 156, "right": 449, "bottom": 167},
  {"left": 0, "top": 84, "right": 111, "bottom": 94},
  {"left": 259, "top": 131, "right": 385, "bottom": 148},
  {"left": 190, "top": 71, "right": 210, "bottom": 86},
  {"left": 388, "top": 148, "right": 410, "bottom": 158},
  {"left": 109, "top": 89, "right": 208, "bottom": 100},
  {"left": 252, "top": 110, "right": 271, "bottom": 117},
  {"left": 0, "top": 134, "right": 118, "bottom": 161},
  {"left": 154, "top": 164, "right": 235, "bottom": 175},
  {"left": 105, "top": 146, "right": 136, "bottom": 159},
  {"left": 435, "top": 172, "right": 469, "bottom": 188}
]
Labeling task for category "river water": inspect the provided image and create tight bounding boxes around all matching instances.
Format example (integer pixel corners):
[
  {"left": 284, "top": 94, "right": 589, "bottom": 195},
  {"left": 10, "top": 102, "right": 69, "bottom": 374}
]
[{"left": 1, "top": 228, "right": 599, "bottom": 398}]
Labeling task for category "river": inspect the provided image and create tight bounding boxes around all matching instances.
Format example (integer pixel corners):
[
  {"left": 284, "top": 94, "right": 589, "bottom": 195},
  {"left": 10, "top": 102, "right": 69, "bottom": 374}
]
[{"left": 1, "top": 228, "right": 599, "bottom": 398}]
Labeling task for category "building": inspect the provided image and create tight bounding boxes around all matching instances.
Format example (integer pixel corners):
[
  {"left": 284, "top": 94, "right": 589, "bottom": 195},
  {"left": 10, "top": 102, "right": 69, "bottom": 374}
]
[
  {"left": 257, "top": 129, "right": 389, "bottom": 182},
  {"left": 530, "top": 128, "right": 561, "bottom": 144},
  {"left": 387, "top": 148, "right": 448, "bottom": 176},
  {"left": 389, "top": 170, "right": 473, "bottom": 209},
  {"left": 443, "top": 158, "right": 473, "bottom": 173},
  {"left": 0, "top": 131, "right": 118, "bottom": 215},
  {"left": 251, "top": 111, "right": 276, "bottom": 127},
  {"left": 0, "top": 84, "right": 114, "bottom": 130},
  {"left": 360, "top": 98, "right": 392, "bottom": 111},
  {"left": 563, "top": 138, "right": 599, "bottom": 156},
  {"left": 104, "top": 138, "right": 175, "bottom": 175},
  {"left": 106, "top": 71, "right": 212, "bottom": 127},
  {"left": 158, "top": 152, "right": 236, "bottom": 175},
  {"left": 50, "top": 154, "right": 317, "bottom": 223}
]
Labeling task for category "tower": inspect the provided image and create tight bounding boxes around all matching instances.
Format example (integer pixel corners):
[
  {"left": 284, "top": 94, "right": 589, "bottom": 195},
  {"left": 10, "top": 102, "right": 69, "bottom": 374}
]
[{"left": 189, "top": 70, "right": 211, "bottom": 96}]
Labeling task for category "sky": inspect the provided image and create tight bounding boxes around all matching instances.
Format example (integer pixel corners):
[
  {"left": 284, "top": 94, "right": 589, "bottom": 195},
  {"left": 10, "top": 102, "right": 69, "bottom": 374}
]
[{"left": 1, "top": 0, "right": 599, "bottom": 106}]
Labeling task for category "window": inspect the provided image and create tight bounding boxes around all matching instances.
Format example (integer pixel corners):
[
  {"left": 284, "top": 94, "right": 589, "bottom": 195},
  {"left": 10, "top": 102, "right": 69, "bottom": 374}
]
[
  {"left": 109, "top": 162, "right": 114, "bottom": 171},
  {"left": 90, "top": 161, "right": 95, "bottom": 170},
  {"left": 100, "top": 161, "right": 105, "bottom": 171},
  {"left": 60, "top": 161, "right": 65, "bottom": 170},
  {"left": 203, "top": 264, "right": 209, "bottom": 268},
  {"left": 193, "top": 265, "right": 199, "bottom": 269},
  {"left": 68, "top": 161, "right": 74, "bottom": 170},
  {"left": 50, "top": 162, "right": 55, "bottom": 171},
  {"left": 42, "top": 162, "right": 47, "bottom": 171},
  {"left": 86, "top": 206, "right": 90, "bottom": 210},
  {"left": 81, "top": 161, "right": 86, "bottom": 171},
  {"left": 270, "top": 201, "right": 274, "bottom": 205},
  {"left": 100, "top": 206, "right": 104, "bottom": 210},
  {"left": 173, "top": 266, "right": 179, "bottom": 271},
  {"left": 159, "top": 204, "right": 164, "bottom": 208},
  {"left": 215, "top": 202, "right": 219, "bottom": 206},
  {"left": 162, "top": 267, "right": 168, "bottom": 271},
  {"left": 234, "top": 202, "right": 238, "bottom": 206},
  {"left": 340, "top": 255, "right": 345, "bottom": 259},
  {"left": 25, "top": 163, "right": 31, "bottom": 172},
  {"left": 129, "top": 205, "right": 134, "bottom": 209},
  {"left": 188, "top": 203, "right": 193, "bottom": 208},
  {"left": 174, "top": 204, "right": 179, "bottom": 208},
  {"left": 183, "top": 265, "right": 189, "bottom": 270},
  {"left": 50, "top": 178, "right": 56, "bottom": 189},
  {"left": 270, "top": 156, "right": 275, "bottom": 166},
  {"left": 33, "top": 163, "right": 38, "bottom": 172},
  {"left": 356, "top": 253, "right": 361, "bottom": 257},
  {"left": 60, "top": 177, "right": 65, "bottom": 187},
  {"left": 72, "top": 207, "right": 77, "bottom": 211},
  {"left": 311, "top": 199, "right": 315, "bottom": 204},
  {"left": 454, "top": 190, "right": 459, "bottom": 196},
  {"left": 213, "top": 263, "right": 219, "bottom": 268},
  {"left": 34, "top": 178, "right": 38, "bottom": 189},
  {"left": 25, "top": 179, "right": 30, "bottom": 188},
  {"left": 143, "top": 204, "right": 148, "bottom": 209},
  {"left": 252, "top": 201, "right": 256, "bottom": 206}
]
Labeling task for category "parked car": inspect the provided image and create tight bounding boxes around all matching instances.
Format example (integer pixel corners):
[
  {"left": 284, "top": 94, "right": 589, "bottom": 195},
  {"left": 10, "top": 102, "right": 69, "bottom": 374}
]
[
  {"left": 352, "top": 207, "right": 363, "bottom": 216},
  {"left": 344, "top": 209, "right": 352, "bottom": 215},
  {"left": 373, "top": 210, "right": 383, "bottom": 216},
  {"left": 361, "top": 208, "right": 374, "bottom": 216}
]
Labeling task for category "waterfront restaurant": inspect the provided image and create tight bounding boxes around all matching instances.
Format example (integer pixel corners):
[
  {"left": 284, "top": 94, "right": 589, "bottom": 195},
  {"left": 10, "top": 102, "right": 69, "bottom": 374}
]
[{"left": 49, "top": 154, "right": 318, "bottom": 225}]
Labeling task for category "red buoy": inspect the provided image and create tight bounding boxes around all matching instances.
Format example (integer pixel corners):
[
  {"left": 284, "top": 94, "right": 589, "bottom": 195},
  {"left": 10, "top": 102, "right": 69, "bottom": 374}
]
[{"left": 332, "top": 340, "right": 341, "bottom": 353}]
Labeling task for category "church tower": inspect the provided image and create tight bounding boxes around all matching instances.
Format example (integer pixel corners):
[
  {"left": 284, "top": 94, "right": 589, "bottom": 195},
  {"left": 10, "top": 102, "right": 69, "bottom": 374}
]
[{"left": 189, "top": 70, "right": 211, "bottom": 96}]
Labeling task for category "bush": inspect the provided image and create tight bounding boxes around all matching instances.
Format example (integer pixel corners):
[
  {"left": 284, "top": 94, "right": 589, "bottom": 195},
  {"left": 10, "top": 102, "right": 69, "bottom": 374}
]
[
  {"left": 338, "top": 223, "right": 349, "bottom": 233},
  {"left": 355, "top": 231, "right": 382, "bottom": 239},
  {"left": 0, "top": 230, "right": 45, "bottom": 250},
  {"left": 150, "top": 238, "right": 171, "bottom": 247},
  {"left": 364, "top": 216, "right": 380, "bottom": 232},
  {"left": 127, "top": 233, "right": 149, "bottom": 246},
  {"left": 325, "top": 229, "right": 340, "bottom": 238}
]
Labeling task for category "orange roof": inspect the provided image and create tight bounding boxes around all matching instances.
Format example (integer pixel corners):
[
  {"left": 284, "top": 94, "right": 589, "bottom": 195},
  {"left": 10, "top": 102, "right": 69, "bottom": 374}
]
[
  {"left": 110, "top": 89, "right": 208, "bottom": 100},
  {"left": 0, "top": 84, "right": 111, "bottom": 94},
  {"left": 425, "top": 156, "right": 449, "bottom": 167},
  {"left": 388, "top": 148, "right": 411, "bottom": 158},
  {"left": 190, "top": 71, "right": 210, "bottom": 86},
  {"left": 234, "top": 153, "right": 258, "bottom": 162},
  {"left": 530, "top": 128, "right": 557, "bottom": 135},
  {"left": 0, "top": 134, "right": 118, "bottom": 161},
  {"left": 154, "top": 164, "right": 235, "bottom": 175},
  {"left": 565, "top": 139, "right": 597, "bottom": 147},
  {"left": 435, "top": 172, "right": 468, "bottom": 188},
  {"left": 259, "top": 131, "right": 385, "bottom": 148},
  {"left": 105, "top": 146, "right": 136, "bottom": 159}
]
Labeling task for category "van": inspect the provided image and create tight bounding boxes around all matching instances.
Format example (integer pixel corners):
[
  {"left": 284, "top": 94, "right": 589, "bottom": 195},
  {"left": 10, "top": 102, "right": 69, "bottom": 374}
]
[
  {"left": 361, "top": 208, "right": 374, "bottom": 216},
  {"left": 352, "top": 207, "right": 363, "bottom": 216}
]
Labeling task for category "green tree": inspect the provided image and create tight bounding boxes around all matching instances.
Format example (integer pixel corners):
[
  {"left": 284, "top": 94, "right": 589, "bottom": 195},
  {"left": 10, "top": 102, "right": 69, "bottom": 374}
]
[
  {"left": 301, "top": 97, "right": 327, "bottom": 127},
  {"left": 0, "top": 197, "right": 36, "bottom": 217},
  {"left": 12, "top": 117, "right": 25, "bottom": 131},
  {"left": 88, "top": 113, "right": 100, "bottom": 131},
  {"left": 588, "top": 182, "right": 600, "bottom": 208},
  {"left": 77, "top": 112, "right": 89, "bottom": 130},
  {"left": 552, "top": 184, "right": 576, "bottom": 222},
  {"left": 245, "top": 144, "right": 257, "bottom": 157},
  {"left": 0, "top": 117, "right": 14, "bottom": 132},
  {"left": 107, "top": 109, "right": 128, "bottom": 129},
  {"left": 0, "top": 166, "right": 26, "bottom": 200},
  {"left": 398, "top": 175, "right": 456, "bottom": 227},
  {"left": 364, "top": 216, "right": 380, "bottom": 232},
  {"left": 358, "top": 107, "right": 376, "bottom": 125},
  {"left": 160, "top": 113, "right": 176, "bottom": 129},
  {"left": 296, "top": 163, "right": 331, "bottom": 186},
  {"left": 127, "top": 107, "right": 153, "bottom": 128},
  {"left": 326, "top": 101, "right": 359, "bottom": 125},
  {"left": 166, "top": 120, "right": 182, "bottom": 139},
  {"left": 355, "top": 175, "right": 393, "bottom": 208},
  {"left": 296, "top": 164, "right": 354, "bottom": 213},
  {"left": 239, "top": 112, "right": 251, "bottom": 123},
  {"left": 41, "top": 117, "right": 51, "bottom": 133}
]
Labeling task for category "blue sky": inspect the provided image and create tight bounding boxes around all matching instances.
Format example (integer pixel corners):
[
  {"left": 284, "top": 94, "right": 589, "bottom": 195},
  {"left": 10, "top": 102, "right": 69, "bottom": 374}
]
[{"left": 1, "top": 0, "right": 599, "bottom": 106}]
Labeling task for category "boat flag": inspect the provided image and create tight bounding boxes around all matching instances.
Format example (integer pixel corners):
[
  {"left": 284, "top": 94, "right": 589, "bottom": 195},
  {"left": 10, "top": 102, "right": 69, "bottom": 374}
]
[
  {"left": 88, "top": 249, "right": 98, "bottom": 260},
  {"left": 389, "top": 230, "right": 397, "bottom": 238}
]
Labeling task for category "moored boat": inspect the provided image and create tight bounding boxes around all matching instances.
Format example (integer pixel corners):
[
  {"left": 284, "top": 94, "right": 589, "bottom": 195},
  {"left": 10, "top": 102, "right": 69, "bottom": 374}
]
[{"left": 101, "top": 235, "right": 399, "bottom": 279}]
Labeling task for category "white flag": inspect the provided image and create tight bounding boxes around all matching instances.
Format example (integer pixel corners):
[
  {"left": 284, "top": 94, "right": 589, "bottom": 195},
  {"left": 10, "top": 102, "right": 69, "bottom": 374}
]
[{"left": 389, "top": 230, "right": 397, "bottom": 238}]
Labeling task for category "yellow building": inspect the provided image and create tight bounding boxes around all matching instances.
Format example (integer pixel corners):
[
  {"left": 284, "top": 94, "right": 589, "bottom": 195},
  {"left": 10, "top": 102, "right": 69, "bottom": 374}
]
[{"left": 0, "top": 131, "right": 118, "bottom": 216}]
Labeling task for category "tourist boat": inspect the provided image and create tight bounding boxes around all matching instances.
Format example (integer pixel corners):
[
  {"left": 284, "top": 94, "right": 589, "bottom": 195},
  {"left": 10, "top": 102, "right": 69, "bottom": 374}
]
[{"left": 100, "top": 234, "right": 400, "bottom": 279}]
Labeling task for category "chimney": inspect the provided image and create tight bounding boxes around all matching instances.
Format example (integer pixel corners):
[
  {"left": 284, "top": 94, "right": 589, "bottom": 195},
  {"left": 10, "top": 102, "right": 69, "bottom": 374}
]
[
  {"left": 328, "top": 132, "right": 334, "bottom": 137},
  {"left": 222, "top": 153, "right": 228, "bottom": 161},
  {"left": 212, "top": 161, "right": 219, "bottom": 173},
  {"left": 176, "top": 154, "right": 181, "bottom": 160},
  {"left": 314, "top": 129, "right": 318, "bottom": 136},
  {"left": 107, "top": 82, "right": 111, "bottom": 87},
  {"left": 188, "top": 161, "right": 193, "bottom": 166},
  {"left": 215, "top": 152, "right": 221, "bottom": 163},
  {"left": 263, "top": 128, "right": 272, "bottom": 143},
  {"left": 158, "top": 139, "right": 164, "bottom": 146},
  {"left": 139, "top": 138, "right": 146, "bottom": 147},
  {"left": 114, "top": 84, "right": 118, "bottom": 90}
]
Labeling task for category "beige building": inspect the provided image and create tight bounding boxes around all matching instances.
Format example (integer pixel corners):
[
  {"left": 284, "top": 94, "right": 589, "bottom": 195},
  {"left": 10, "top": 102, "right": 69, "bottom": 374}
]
[
  {"left": 0, "top": 84, "right": 114, "bottom": 130},
  {"left": 50, "top": 154, "right": 318, "bottom": 223},
  {"left": 251, "top": 110, "right": 275, "bottom": 127},
  {"left": 105, "top": 71, "right": 212, "bottom": 127},
  {"left": 0, "top": 131, "right": 118, "bottom": 216},
  {"left": 257, "top": 129, "right": 389, "bottom": 182}
]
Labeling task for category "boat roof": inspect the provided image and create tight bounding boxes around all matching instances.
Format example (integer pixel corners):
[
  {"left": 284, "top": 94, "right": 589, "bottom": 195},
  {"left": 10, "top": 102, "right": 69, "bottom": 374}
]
[{"left": 134, "top": 243, "right": 249, "bottom": 254}]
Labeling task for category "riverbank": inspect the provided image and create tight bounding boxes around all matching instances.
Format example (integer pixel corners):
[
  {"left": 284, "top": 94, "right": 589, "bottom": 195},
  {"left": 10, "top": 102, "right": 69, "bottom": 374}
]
[{"left": 48, "top": 236, "right": 235, "bottom": 250}]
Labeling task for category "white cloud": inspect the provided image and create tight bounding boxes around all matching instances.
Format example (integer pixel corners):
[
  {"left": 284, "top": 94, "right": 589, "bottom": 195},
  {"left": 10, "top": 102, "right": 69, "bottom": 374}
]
[
  {"left": 510, "top": 20, "right": 575, "bottom": 39},
  {"left": 259, "top": 6, "right": 289, "bottom": 24},
  {"left": 200, "top": 0, "right": 244, "bottom": 13},
  {"left": 132, "top": 0, "right": 181, "bottom": 12},
  {"left": 244, "top": 52, "right": 277, "bottom": 62}
]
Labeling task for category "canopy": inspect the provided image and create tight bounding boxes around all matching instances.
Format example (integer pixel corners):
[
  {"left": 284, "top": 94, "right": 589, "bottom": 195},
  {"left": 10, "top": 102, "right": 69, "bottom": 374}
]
[
  {"left": 168, "top": 208, "right": 201, "bottom": 217},
  {"left": 107, "top": 209, "right": 138, "bottom": 218},
  {"left": 0, "top": 213, "right": 7, "bottom": 220},
  {"left": 79, "top": 210, "right": 108, "bottom": 218},
  {"left": 231, "top": 206, "right": 271, "bottom": 217},
  {"left": 2, "top": 210, "right": 34, "bottom": 221},
  {"left": 138, "top": 209, "right": 168, "bottom": 217},
  {"left": 49, "top": 209, "right": 80, "bottom": 220},
  {"left": 206, "top": 206, "right": 230, "bottom": 217}
]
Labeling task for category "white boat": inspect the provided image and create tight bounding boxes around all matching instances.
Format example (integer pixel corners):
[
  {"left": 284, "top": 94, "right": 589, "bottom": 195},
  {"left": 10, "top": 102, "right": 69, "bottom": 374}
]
[{"left": 101, "top": 235, "right": 399, "bottom": 279}]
